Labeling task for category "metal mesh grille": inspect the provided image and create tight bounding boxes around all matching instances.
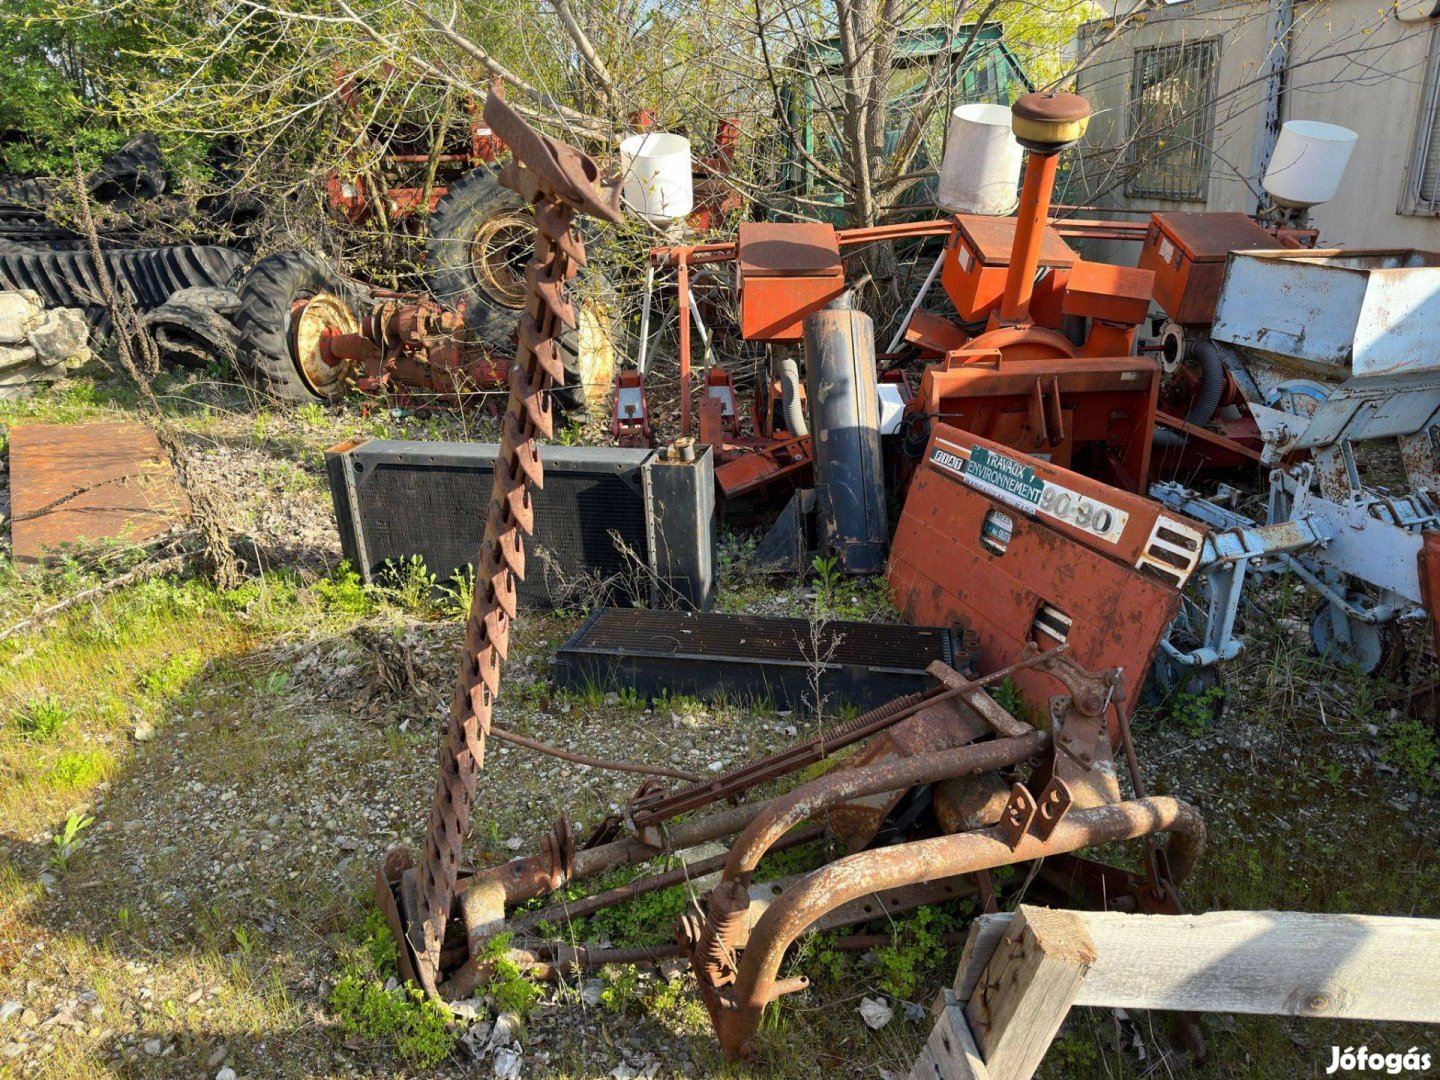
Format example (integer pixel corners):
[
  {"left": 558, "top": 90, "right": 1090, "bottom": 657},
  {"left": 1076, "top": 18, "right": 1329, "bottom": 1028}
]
[
  {"left": 572, "top": 609, "right": 953, "bottom": 668},
  {"left": 353, "top": 459, "right": 649, "bottom": 606},
  {"left": 1126, "top": 39, "right": 1220, "bottom": 201}
]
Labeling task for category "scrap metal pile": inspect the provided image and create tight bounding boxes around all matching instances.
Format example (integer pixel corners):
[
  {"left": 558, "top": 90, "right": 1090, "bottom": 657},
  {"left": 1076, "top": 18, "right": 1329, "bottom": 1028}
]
[
  {"left": 371, "top": 65, "right": 1440, "bottom": 1063},
  {"left": 370, "top": 87, "right": 1229, "bottom": 1063}
]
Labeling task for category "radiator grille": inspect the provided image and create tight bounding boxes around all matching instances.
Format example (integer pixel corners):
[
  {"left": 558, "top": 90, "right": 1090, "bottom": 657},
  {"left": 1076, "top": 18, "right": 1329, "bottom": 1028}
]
[
  {"left": 555, "top": 608, "right": 960, "bottom": 713},
  {"left": 350, "top": 457, "right": 648, "bottom": 607}
]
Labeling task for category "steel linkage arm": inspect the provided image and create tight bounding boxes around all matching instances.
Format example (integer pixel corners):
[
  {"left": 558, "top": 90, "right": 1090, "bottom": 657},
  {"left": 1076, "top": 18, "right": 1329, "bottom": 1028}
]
[
  {"left": 704, "top": 796, "right": 1205, "bottom": 1061},
  {"left": 402, "top": 85, "right": 622, "bottom": 994}
]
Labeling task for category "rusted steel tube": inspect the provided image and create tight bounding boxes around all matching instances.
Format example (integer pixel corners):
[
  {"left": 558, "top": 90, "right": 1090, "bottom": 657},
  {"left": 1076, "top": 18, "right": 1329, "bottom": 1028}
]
[
  {"left": 571, "top": 799, "right": 775, "bottom": 881},
  {"left": 719, "top": 797, "right": 1204, "bottom": 1059},
  {"left": 999, "top": 151, "right": 1061, "bottom": 324},
  {"left": 511, "top": 824, "right": 824, "bottom": 934},
  {"left": 458, "top": 797, "right": 786, "bottom": 922},
  {"left": 678, "top": 254, "right": 692, "bottom": 435},
  {"left": 721, "top": 731, "right": 1051, "bottom": 886},
  {"left": 490, "top": 725, "right": 703, "bottom": 782}
]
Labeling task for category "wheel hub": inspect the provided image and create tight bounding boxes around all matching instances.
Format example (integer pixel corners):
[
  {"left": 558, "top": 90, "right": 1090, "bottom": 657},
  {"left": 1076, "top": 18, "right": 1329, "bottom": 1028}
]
[
  {"left": 290, "top": 291, "right": 359, "bottom": 396},
  {"left": 468, "top": 212, "right": 534, "bottom": 309}
]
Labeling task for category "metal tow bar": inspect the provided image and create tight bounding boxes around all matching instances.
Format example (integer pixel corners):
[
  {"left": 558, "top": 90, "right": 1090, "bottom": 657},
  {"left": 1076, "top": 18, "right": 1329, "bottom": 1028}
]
[{"left": 377, "top": 85, "right": 622, "bottom": 995}]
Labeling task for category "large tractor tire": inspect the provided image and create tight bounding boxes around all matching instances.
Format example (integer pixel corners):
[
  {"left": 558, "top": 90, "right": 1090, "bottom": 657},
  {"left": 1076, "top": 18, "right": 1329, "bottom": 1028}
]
[
  {"left": 425, "top": 167, "right": 533, "bottom": 347},
  {"left": 426, "top": 168, "right": 623, "bottom": 417},
  {"left": 235, "top": 250, "right": 368, "bottom": 403}
]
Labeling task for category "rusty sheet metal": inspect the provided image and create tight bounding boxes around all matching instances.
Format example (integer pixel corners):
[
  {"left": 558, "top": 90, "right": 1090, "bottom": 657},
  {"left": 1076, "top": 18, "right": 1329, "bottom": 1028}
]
[
  {"left": 823, "top": 700, "right": 990, "bottom": 851},
  {"left": 737, "top": 222, "right": 845, "bottom": 341},
  {"left": 952, "top": 213, "right": 1077, "bottom": 269},
  {"left": 888, "top": 425, "right": 1205, "bottom": 720},
  {"left": 9, "top": 422, "right": 190, "bottom": 564},
  {"left": 1139, "top": 212, "right": 1277, "bottom": 326}
]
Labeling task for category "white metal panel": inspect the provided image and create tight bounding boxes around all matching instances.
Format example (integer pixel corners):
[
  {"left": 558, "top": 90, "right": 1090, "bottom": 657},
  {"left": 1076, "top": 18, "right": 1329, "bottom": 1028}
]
[{"left": 1213, "top": 250, "right": 1440, "bottom": 377}]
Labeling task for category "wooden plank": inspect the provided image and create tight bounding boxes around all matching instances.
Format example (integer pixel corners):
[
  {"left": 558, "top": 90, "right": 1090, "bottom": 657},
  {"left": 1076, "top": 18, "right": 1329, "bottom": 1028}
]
[
  {"left": 954, "top": 909, "right": 1440, "bottom": 1023},
  {"left": 964, "top": 906, "right": 1096, "bottom": 1080},
  {"left": 10, "top": 422, "right": 189, "bottom": 564},
  {"left": 911, "top": 989, "right": 991, "bottom": 1080},
  {"left": 955, "top": 913, "right": 1011, "bottom": 1000}
]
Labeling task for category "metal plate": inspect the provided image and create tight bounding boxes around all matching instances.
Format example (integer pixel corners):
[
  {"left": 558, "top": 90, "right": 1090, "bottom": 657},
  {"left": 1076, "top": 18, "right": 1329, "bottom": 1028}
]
[
  {"left": 1213, "top": 249, "right": 1440, "bottom": 378},
  {"left": 1151, "top": 212, "right": 1276, "bottom": 263},
  {"left": 1299, "top": 495, "right": 1425, "bottom": 604},
  {"left": 736, "top": 223, "right": 842, "bottom": 278},
  {"left": 10, "top": 422, "right": 190, "bottom": 564},
  {"left": 954, "top": 214, "right": 1077, "bottom": 268}
]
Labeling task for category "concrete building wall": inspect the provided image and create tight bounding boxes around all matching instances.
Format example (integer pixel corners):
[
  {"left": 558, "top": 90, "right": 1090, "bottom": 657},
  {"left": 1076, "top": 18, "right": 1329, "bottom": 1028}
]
[{"left": 1074, "top": 0, "right": 1440, "bottom": 252}]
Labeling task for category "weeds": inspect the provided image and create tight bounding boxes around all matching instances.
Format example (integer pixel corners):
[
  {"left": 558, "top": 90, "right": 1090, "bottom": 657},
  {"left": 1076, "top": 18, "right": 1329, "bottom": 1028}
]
[
  {"left": 312, "top": 563, "right": 379, "bottom": 616},
  {"left": 483, "top": 933, "right": 542, "bottom": 1017},
  {"left": 49, "top": 811, "right": 95, "bottom": 871},
  {"left": 381, "top": 555, "right": 439, "bottom": 614},
  {"left": 1384, "top": 718, "right": 1439, "bottom": 794},
  {"left": 328, "top": 908, "right": 458, "bottom": 1067},
  {"left": 232, "top": 926, "right": 257, "bottom": 957},
  {"left": 328, "top": 975, "right": 457, "bottom": 1068},
  {"left": 1166, "top": 685, "right": 1224, "bottom": 738},
  {"left": 811, "top": 553, "right": 842, "bottom": 603},
  {"left": 13, "top": 696, "right": 69, "bottom": 740},
  {"left": 45, "top": 750, "right": 111, "bottom": 791},
  {"left": 869, "top": 904, "right": 965, "bottom": 1001},
  {"left": 598, "top": 963, "right": 642, "bottom": 1013}
]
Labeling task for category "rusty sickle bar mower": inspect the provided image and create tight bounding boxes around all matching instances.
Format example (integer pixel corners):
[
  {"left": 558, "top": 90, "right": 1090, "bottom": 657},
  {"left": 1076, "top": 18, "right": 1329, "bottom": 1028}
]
[
  {"left": 378, "top": 88, "right": 1205, "bottom": 1063},
  {"left": 376, "top": 85, "right": 623, "bottom": 995}
]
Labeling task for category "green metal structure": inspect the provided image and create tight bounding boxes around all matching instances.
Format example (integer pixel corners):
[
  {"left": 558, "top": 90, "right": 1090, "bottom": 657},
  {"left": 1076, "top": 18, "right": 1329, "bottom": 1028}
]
[{"left": 773, "top": 24, "right": 1032, "bottom": 223}]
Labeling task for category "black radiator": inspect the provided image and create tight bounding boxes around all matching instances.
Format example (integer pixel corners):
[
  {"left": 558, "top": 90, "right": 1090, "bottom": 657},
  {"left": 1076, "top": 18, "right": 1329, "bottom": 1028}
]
[
  {"left": 326, "top": 439, "right": 714, "bottom": 610},
  {"left": 553, "top": 608, "right": 962, "bottom": 713}
]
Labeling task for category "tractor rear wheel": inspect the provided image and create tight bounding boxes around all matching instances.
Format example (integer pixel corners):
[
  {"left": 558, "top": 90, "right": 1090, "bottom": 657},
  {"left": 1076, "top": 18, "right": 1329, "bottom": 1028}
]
[
  {"left": 235, "top": 250, "right": 367, "bottom": 402},
  {"left": 425, "top": 167, "right": 532, "bottom": 347},
  {"left": 426, "top": 167, "right": 623, "bottom": 417}
]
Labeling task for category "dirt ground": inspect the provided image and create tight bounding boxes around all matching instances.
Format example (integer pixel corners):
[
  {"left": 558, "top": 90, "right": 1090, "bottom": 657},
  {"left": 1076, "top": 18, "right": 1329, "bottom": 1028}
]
[{"left": 2, "top": 361, "right": 1439, "bottom": 1080}]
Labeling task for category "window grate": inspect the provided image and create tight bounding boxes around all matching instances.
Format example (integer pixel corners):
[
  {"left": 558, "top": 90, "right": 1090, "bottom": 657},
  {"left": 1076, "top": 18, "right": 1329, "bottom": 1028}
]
[
  {"left": 1405, "top": 25, "right": 1440, "bottom": 216},
  {"left": 1126, "top": 40, "right": 1220, "bottom": 201}
]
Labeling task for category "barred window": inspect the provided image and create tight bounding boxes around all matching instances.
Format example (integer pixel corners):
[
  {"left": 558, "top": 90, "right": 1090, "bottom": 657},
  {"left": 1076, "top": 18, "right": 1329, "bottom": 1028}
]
[
  {"left": 1403, "top": 25, "right": 1440, "bottom": 216},
  {"left": 1126, "top": 40, "right": 1220, "bottom": 200}
]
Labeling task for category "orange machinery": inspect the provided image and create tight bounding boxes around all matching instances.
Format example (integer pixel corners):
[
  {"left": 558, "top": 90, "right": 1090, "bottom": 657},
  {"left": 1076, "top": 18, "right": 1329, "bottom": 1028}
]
[
  {"left": 889, "top": 423, "right": 1208, "bottom": 719},
  {"left": 636, "top": 91, "right": 1171, "bottom": 499},
  {"left": 898, "top": 93, "right": 1159, "bottom": 493}
]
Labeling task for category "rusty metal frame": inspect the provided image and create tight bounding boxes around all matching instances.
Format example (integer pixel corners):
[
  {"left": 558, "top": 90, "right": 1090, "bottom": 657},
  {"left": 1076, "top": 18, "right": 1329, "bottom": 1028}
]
[
  {"left": 702, "top": 796, "right": 1204, "bottom": 1059},
  {"left": 382, "top": 85, "right": 623, "bottom": 995}
]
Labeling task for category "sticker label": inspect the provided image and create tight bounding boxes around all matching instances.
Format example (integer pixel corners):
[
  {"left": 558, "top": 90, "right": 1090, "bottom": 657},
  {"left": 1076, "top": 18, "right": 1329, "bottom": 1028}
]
[
  {"left": 1158, "top": 236, "right": 1175, "bottom": 264},
  {"left": 980, "top": 509, "right": 1013, "bottom": 555},
  {"left": 930, "top": 439, "right": 1129, "bottom": 545}
]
